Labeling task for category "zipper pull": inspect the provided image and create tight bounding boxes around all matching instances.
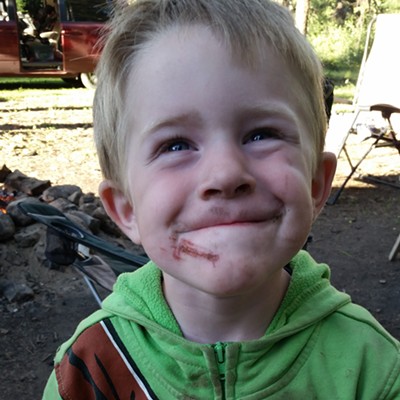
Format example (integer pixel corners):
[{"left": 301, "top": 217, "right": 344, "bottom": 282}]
[{"left": 214, "top": 342, "right": 227, "bottom": 382}]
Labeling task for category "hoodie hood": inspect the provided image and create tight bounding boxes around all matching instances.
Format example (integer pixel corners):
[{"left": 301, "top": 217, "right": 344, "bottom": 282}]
[{"left": 102, "top": 250, "right": 351, "bottom": 340}]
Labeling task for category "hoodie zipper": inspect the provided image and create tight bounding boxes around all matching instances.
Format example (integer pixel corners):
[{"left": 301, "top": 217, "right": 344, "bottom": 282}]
[{"left": 213, "top": 342, "right": 227, "bottom": 399}]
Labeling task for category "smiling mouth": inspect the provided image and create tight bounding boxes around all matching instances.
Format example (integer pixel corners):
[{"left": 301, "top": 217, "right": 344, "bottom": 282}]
[
  {"left": 169, "top": 213, "right": 282, "bottom": 263},
  {"left": 190, "top": 212, "right": 283, "bottom": 231}
]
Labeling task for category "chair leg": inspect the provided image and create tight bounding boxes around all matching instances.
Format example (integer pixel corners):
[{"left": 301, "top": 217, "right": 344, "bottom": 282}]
[
  {"left": 327, "top": 131, "right": 385, "bottom": 205},
  {"left": 387, "top": 119, "right": 400, "bottom": 154},
  {"left": 389, "top": 234, "right": 400, "bottom": 261}
]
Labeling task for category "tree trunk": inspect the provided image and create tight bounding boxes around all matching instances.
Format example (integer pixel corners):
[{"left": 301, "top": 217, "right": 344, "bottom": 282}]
[{"left": 295, "top": 0, "right": 311, "bottom": 35}]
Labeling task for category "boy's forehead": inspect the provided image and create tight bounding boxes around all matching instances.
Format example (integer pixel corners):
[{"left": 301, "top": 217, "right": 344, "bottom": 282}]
[
  {"left": 126, "top": 25, "right": 306, "bottom": 118},
  {"left": 124, "top": 25, "right": 312, "bottom": 150},
  {"left": 142, "top": 24, "right": 279, "bottom": 69},
  {"left": 128, "top": 24, "right": 299, "bottom": 95}
]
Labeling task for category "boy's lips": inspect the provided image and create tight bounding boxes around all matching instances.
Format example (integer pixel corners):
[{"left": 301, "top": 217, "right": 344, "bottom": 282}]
[{"left": 174, "top": 207, "right": 283, "bottom": 233}]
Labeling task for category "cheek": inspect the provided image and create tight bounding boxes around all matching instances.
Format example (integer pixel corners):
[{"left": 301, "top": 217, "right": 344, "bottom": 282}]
[
  {"left": 266, "top": 161, "right": 312, "bottom": 203},
  {"left": 132, "top": 179, "right": 187, "bottom": 239},
  {"left": 269, "top": 164, "right": 315, "bottom": 232}
]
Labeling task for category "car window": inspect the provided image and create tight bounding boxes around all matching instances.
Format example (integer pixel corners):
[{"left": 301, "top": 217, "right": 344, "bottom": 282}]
[
  {"left": 1, "top": 0, "right": 15, "bottom": 21},
  {"left": 0, "top": 0, "right": 7, "bottom": 21},
  {"left": 65, "top": 0, "right": 111, "bottom": 22}
]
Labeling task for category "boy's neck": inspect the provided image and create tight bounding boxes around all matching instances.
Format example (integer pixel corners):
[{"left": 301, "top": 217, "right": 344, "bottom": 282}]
[{"left": 162, "top": 270, "right": 291, "bottom": 344}]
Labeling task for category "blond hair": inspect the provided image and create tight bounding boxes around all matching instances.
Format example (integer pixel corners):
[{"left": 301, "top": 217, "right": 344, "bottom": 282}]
[{"left": 93, "top": 0, "right": 326, "bottom": 193}]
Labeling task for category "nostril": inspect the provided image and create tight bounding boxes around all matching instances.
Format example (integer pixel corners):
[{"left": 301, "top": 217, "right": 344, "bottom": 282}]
[
  {"left": 203, "top": 188, "right": 221, "bottom": 198},
  {"left": 234, "top": 183, "right": 251, "bottom": 195},
  {"left": 202, "top": 183, "right": 252, "bottom": 199},
  {"left": 198, "top": 163, "right": 256, "bottom": 199}
]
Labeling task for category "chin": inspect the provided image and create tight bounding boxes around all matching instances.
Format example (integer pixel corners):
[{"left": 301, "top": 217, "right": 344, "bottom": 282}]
[{"left": 205, "top": 257, "right": 276, "bottom": 292}]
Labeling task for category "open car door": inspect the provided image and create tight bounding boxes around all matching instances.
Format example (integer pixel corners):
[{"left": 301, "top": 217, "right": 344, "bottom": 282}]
[
  {"left": 0, "top": 0, "right": 20, "bottom": 72},
  {"left": 59, "top": 0, "right": 110, "bottom": 88}
]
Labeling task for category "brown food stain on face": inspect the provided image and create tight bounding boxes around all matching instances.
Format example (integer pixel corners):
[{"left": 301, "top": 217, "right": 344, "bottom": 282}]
[{"left": 172, "top": 238, "right": 219, "bottom": 264}]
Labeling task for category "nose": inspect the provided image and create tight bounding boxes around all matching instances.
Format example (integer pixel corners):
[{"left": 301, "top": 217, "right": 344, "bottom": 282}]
[{"left": 197, "top": 145, "right": 256, "bottom": 200}]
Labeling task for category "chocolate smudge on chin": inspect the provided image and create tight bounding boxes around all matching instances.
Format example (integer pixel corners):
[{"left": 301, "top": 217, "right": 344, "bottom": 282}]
[{"left": 173, "top": 238, "right": 219, "bottom": 264}]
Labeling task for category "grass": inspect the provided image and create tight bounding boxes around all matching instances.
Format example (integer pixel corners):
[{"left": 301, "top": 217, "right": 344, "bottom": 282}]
[
  {"left": 0, "top": 77, "right": 79, "bottom": 90},
  {"left": 0, "top": 77, "right": 90, "bottom": 105},
  {"left": 0, "top": 81, "right": 94, "bottom": 108},
  {"left": 334, "top": 82, "right": 355, "bottom": 102}
]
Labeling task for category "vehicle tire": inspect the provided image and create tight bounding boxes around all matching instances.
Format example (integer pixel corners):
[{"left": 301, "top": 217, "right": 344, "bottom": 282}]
[{"left": 79, "top": 72, "right": 97, "bottom": 89}]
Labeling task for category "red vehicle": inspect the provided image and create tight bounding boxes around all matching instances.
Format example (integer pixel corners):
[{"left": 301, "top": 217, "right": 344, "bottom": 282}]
[{"left": 0, "top": 0, "right": 110, "bottom": 88}]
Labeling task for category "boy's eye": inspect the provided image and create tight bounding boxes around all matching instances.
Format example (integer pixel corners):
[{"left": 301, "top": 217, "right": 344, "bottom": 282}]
[
  {"left": 246, "top": 128, "right": 282, "bottom": 143},
  {"left": 251, "top": 132, "right": 265, "bottom": 142},
  {"left": 160, "top": 138, "right": 192, "bottom": 153},
  {"left": 167, "top": 141, "right": 190, "bottom": 152}
]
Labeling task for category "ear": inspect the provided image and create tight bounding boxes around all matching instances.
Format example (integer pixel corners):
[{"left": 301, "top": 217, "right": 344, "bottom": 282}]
[
  {"left": 98, "top": 180, "right": 141, "bottom": 244},
  {"left": 311, "top": 151, "right": 337, "bottom": 220}
]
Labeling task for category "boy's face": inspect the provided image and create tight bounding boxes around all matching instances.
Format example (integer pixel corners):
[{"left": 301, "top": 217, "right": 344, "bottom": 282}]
[{"left": 101, "top": 26, "right": 335, "bottom": 297}]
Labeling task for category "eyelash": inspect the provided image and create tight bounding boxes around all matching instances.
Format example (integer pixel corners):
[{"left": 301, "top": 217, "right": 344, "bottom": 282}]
[
  {"left": 245, "top": 127, "right": 283, "bottom": 143},
  {"left": 153, "top": 127, "right": 282, "bottom": 158},
  {"left": 157, "top": 136, "right": 193, "bottom": 154}
]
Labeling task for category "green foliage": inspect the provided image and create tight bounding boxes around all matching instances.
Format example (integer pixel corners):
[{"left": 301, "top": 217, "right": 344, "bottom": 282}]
[
  {"left": 15, "top": 0, "right": 43, "bottom": 15},
  {"left": 305, "top": 0, "right": 399, "bottom": 97},
  {"left": 309, "top": 21, "right": 364, "bottom": 85},
  {"left": 382, "top": 0, "right": 400, "bottom": 13},
  {"left": 308, "top": 2, "right": 364, "bottom": 80}
]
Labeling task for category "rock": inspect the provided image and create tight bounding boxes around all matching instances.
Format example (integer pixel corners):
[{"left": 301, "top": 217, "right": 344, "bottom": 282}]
[
  {"left": 67, "top": 210, "right": 101, "bottom": 234},
  {"left": 100, "top": 218, "right": 123, "bottom": 236},
  {"left": 14, "top": 226, "right": 42, "bottom": 248},
  {"left": 4, "top": 169, "right": 51, "bottom": 196},
  {"left": 48, "top": 197, "right": 78, "bottom": 213},
  {"left": 6, "top": 197, "right": 42, "bottom": 227},
  {"left": 68, "top": 190, "right": 83, "bottom": 205},
  {"left": 2, "top": 282, "right": 34, "bottom": 303},
  {"left": 91, "top": 207, "right": 122, "bottom": 236},
  {"left": 91, "top": 206, "right": 108, "bottom": 222},
  {"left": 0, "top": 213, "right": 16, "bottom": 241},
  {"left": 79, "top": 192, "right": 97, "bottom": 205},
  {"left": 0, "top": 164, "right": 12, "bottom": 182},
  {"left": 42, "top": 185, "right": 82, "bottom": 202},
  {"left": 33, "top": 240, "right": 47, "bottom": 266},
  {"left": 79, "top": 202, "right": 98, "bottom": 215}
]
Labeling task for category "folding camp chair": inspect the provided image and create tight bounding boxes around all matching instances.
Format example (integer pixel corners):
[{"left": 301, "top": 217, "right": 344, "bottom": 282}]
[
  {"left": 389, "top": 233, "right": 400, "bottom": 261},
  {"left": 328, "top": 14, "right": 400, "bottom": 205},
  {"left": 18, "top": 201, "right": 149, "bottom": 306}
]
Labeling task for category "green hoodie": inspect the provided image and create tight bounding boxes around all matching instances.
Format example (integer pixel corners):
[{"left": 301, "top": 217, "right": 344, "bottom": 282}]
[{"left": 43, "top": 251, "right": 400, "bottom": 399}]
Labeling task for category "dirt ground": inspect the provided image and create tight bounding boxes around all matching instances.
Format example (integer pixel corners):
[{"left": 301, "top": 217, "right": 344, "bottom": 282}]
[{"left": 1, "top": 80, "right": 400, "bottom": 398}]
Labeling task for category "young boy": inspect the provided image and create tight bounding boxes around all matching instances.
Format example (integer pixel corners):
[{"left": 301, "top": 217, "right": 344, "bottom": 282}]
[{"left": 43, "top": 0, "right": 400, "bottom": 398}]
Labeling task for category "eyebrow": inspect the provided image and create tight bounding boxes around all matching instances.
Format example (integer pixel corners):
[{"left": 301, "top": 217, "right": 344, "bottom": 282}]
[
  {"left": 240, "top": 103, "right": 299, "bottom": 123},
  {"left": 140, "top": 111, "right": 202, "bottom": 137},
  {"left": 139, "top": 102, "right": 299, "bottom": 137}
]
